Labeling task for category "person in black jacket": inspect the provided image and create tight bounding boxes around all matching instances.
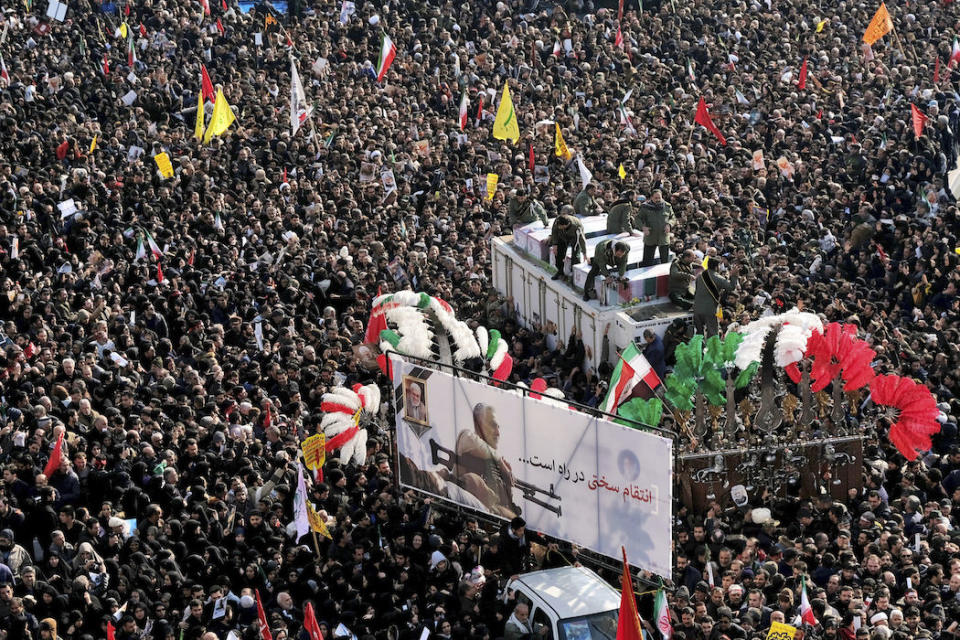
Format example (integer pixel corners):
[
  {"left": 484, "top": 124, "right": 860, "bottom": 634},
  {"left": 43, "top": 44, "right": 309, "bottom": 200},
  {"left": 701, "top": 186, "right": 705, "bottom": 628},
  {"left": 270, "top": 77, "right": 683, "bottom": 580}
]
[{"left": 498, "top": 517, "right": 529, "bottom": 577}]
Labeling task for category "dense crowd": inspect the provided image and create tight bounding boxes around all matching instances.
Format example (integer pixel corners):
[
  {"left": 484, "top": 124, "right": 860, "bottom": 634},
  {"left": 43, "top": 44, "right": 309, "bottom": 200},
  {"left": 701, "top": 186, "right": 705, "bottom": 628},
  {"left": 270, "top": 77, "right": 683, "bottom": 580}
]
[{"left": 0, "top": 0, "right": 958, "bottom": 638}]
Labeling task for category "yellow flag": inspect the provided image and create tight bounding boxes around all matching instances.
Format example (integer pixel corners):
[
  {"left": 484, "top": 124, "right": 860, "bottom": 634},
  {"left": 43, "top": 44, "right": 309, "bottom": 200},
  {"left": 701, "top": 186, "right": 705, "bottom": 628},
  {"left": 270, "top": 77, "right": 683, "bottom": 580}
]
[
  {"left": 154, "top": 152, "right": 174, "bottom": 179},
  {"left": 194, "top": 92, "right": 205, "bottom": 140},
  {"left": 486, "top": 173, "right": 499, "bottom": 200},
  {"left": 863, "top": 3, "right": 892, "bottom": 45},
  {"left": 306, "top": 502, "right": 332, "bottom": 539},
  {"left": 492, "top": 81, "right": 520, "bottom": 144},
  {"left": 89, "top": 135, "right": 97, "bottom": 154},
  {"left": 202, "top": 88, "right": 236, "bottom": 144},
  {"left": 816, "top": 19, "right": 828, "bottom": 32},
  {"left": 702, "top": 255, "right": 710, "bottom": 270},
  {"left": 618, "top": 163, "right": 626, "bottom": 179},
  {"left": 766, "top": 621, "right": 798, "bottom": 640},
  {"left": 119, "top": 22, "right": 128, "bottom": 39},
  {"left": 555, "top": 123, "right": 572, "bottom": 160}
]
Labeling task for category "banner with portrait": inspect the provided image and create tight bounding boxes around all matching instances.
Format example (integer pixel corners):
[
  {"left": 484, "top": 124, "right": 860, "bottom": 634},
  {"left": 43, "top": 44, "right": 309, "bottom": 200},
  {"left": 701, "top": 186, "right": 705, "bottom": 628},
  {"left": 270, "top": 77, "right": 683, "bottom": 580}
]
[{"left": 392, "top": 358, "right": 672, "bottom": 577}]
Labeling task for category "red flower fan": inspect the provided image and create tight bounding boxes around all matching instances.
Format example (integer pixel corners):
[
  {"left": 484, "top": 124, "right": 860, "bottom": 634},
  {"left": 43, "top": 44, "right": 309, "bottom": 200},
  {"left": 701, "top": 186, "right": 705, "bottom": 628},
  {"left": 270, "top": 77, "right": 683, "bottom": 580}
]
[
  {"left": 802, "top": 323, "right": 876, "bottom": 392},
  {"left": 870, "top": 374, "right": 941, "bottom": 460}
]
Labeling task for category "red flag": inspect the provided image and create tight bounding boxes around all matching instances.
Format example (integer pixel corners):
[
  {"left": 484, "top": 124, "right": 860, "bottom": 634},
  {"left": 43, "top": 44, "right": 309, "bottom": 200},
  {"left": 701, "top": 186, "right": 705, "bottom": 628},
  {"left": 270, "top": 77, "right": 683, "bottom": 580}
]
[
  {"left": 23, "top": 342, "right": 37, "bottom": 359},
  {"left": 200, "top": 64, "right": 216, "bottom": 103},
  {"left": 476, "top": 96, "right": 484, "bottom": 124},
  {"left": 616, "top": 547, "right": 644, "bottom": 640},
  {"left": 156, "top": 262, "right": 164, "bottom": 283},
  {"left": 139, "top": 22, "right": 146, "bottom": 37},
  {"left": 43, "top": 431, "right": 64, "bottom": 478},
  {"left": 201, "top": 0, "right": 210, "bottom": 15},
  {"left": 283, "top": 167, "right": 288, "bottom": 183},
  {"left": 56, "top": 140, "right": 69, "bottom": 160},
  {"left": 221, "top": 0, "right": 227, "bottom": 8},
  {"left": 797, "top": 57, "right": 808, "bottom": 89},
  {"left": 816, "top": 108, "right": 823, "bottom": 120},
  {"left": 528, "top": 143, "right": 535, "bottom": 171},
  {"left": 107, "top": 621, "right": 116, "bottom": 640},
  {"left": 935, "top": 56, "right": 941, "bottom": 83},
  {"left": 124, "top": 2, "right": 130, "bottom": 15},
  {"left": 103, "top": 53, "right": 110, "bottom": 75},
  {"left": 618, "top": 0, "right": 624, "bottom": 21},
  {"left": 264, "top": 402, "right": 272, "bottom": 427},
  {"left": 694, "top": 97, "right": 727, "bottom": 145},
  {"left": 615, "top": 25, "right": 623, "bottom": 49},
  {"left": 304, "top": 603, "right": 323, "bottom": 640},
  {"left": 256, "top": 589, "right": 273, "bottom": 640},
  {"left": 188, "top": 248, "right": 195, "bottom": 266},
  {"left": 912, "top": 104, "right": 928, "bottom": 139},
  {"left": 216, "top": 18, "right": 224, "bottom": 34}
]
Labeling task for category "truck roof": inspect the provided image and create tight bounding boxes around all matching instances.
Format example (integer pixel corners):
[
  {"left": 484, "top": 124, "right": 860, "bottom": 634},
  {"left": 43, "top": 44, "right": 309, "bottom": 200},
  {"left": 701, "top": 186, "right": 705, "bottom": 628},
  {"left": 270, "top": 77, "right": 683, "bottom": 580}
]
[{"left": 513, "top": 567, "right": 620, "bottom": 619}]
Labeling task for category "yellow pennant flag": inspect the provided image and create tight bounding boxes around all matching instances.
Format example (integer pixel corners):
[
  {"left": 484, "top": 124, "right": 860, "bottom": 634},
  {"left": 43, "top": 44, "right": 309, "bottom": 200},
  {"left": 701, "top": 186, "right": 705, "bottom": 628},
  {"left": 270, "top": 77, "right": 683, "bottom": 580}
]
[
  {"left": 89, "top": 135, "right": 97, "bottom": 154},
  {"left": 301, "top": 433, "right": 325, "bottom": 471},
  {"left": 618, "top": 163, "right": 627, "bottom": 179},
  {"left": 119, "top": 22, "right": 128, "bottom": 39},
  {"left": 486, "top": 173, "right": 499, "bottom": 200},
  {"left": 154, "top": 152, "right": 174, "bottom": 179},
  {"left": 194, "top": 92, "right": 205, "bottom": 140},
  {"left": 863, "top": 2, "right": 892, "bottom": 45},
  {"left": 492, "top": 81, "right": 520, "bottom": 144},
  {"left": 766, "top": 621, "right": 798, "bottom": 640},
  {"left": 555, "top": 122, "right": 572, "bottom": 161},
  {"left": 202, "top": 88, "right": 236, "bottom": 144},
  {"left": 816, "top": 19, "right": 828, "bottom": 33},
  {"left": 306, "top": 501, "right": 332, "bottom": 539}
]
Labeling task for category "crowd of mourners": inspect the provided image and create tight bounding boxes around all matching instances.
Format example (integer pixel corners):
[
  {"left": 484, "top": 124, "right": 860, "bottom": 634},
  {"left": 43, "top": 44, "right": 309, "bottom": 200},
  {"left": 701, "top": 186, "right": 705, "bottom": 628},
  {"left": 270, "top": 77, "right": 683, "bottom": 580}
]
[{"left": 0, "top": 0, "right": 957, "bottom": 638}]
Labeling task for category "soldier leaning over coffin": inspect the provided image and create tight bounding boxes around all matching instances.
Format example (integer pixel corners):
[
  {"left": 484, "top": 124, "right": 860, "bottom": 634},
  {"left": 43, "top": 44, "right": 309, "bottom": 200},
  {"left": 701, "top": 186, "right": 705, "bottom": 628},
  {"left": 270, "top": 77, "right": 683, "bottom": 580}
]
[
  {"left": 606, "top": 190, "right": 644, "bottom": 237},
  {"left": 507, "top": 188, "right": 548, "bottom": 227},
  {"left": 549, "top": 206, "right": 588, "bottom": 283}
]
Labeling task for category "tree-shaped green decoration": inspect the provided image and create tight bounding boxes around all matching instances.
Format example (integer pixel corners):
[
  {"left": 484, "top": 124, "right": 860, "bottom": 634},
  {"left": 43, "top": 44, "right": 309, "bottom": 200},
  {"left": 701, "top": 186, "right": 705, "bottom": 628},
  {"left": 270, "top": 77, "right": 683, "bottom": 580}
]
[
  {"left": 616, "top": 397, "right": 664, "bottom": 428},
  {"left": 664, "top": 333, "right": 758, "bottom": 410}
]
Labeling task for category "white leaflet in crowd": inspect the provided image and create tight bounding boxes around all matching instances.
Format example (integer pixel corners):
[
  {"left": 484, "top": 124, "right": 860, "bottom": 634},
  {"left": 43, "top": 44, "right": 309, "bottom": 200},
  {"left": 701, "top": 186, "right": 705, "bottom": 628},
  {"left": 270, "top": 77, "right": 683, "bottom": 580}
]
[
  {"left": 214, "top": 276, "right": 227, "bottom": 288},
  {"left": 254, "top": 32, "right": 263, "bottom": 46},
  {"left": 58, "top": 263, "right": 72, "bottom": 274},
  {"left": 563, "top": 38, "right": 573, "bottom": 52},
  {"left": 46, "top": 0, "right": 67, "bottom": 22},
  {"left": 419, "top": 628, "right": 430, "bottom": 640},
  {"left": 465, "top": 178, "right": 473, "bottom": 191},
  {"left": 212, "top": 596, "right": 227, "bottom": 620},
  {"left": 113, "top": 601, "right": 128, "bottom": 620},
  {"left": 10, "top": 236, "right": 18, "bottom": 261},
  {"left": 57, "top": 198, "right": 78, "bottom": 218},
  {"left": 127, "top": 71, "right": 137, "bottom": 84},
  {"left": 123, "top": 227, "right": 136, "bottom": 238},
  {"left": 254, "top": 321, "right": 264, "bottom": 351},
  {"left": 129, "top": 310, "right": 135, "bottom": 326},
  {"left": 915, "top": 532, "right": 921, "bottom": 551},
  {"left": 334, "top": 623, "right": 356, "bottom": 640},
  {"left": 227, "top": 632, "right": 241, "bottom": 640},
  {"left": 110, "top": 352, "right": 128, "bottom": 368},
  {"left": 121, "top": 90, "right": 138, "bottom": 106},
  {"left": 127, "top": 145, "right": 145, "bottom": 162}
]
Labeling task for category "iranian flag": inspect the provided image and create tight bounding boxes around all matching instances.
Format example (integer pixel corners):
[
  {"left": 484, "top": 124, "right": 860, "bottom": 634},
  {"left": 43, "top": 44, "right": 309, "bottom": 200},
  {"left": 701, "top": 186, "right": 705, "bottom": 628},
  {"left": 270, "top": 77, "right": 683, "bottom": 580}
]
[
  {"left": 458, "top": 92, "right": 469, "bottom": 130},
  {"left": 144, "top": 231, "right": 162, "bottom": 260},
  {"left": 552, "top": 40, "right": 562, "bottom": 55},
  {"left": 376, "top": 33, "right": 396, "bottom": 82},
  {"left": 654, "top": 588, "right": 672, "bottom": 640},
  {"left": 951, "top": 37, "right": 960, "bottom": 67},
  {"left": 800, "top": 576, "right": 817, "bottom": 626},
  {"left": 600, "top": 343, "right": 662, "bottom": 414},
  {"left": 0, "top": 54, "right": 8, "bottom": 85}
]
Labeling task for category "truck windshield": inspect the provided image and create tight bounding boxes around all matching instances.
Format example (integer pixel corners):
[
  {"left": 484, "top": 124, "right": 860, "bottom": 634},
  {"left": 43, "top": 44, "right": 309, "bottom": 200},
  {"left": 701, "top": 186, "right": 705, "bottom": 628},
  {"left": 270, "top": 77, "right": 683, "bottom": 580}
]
[{"left": 557, "top": 610, "right": 619, "bottom": 640}]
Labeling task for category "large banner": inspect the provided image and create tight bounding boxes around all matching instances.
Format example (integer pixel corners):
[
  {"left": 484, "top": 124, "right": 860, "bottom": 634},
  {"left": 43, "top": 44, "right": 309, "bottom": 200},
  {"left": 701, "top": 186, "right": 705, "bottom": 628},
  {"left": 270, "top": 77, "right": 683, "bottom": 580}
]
[{"left": 393, "top": 359, "right": 672, "bottom": 577}]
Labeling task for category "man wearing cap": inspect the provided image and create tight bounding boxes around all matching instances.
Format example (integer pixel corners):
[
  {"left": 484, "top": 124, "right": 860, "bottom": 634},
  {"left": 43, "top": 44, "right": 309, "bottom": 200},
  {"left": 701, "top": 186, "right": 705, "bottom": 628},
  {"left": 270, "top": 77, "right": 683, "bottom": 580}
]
[
  {"left": 583, "top": 240, "right": 629, "bottom": 302},
  {"left": 507, "top": 189, "right": 548, "bottom": 227},
  {"left": 549, "top": 207, "right": 587, "bottom": 283}
]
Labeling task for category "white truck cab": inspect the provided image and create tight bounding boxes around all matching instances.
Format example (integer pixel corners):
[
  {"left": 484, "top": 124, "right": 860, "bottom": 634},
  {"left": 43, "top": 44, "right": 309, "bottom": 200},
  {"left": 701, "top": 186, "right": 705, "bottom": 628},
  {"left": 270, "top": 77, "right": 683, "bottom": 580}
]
[{"left": 503, "top": 567, "right": 621, "bottom": 640}]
